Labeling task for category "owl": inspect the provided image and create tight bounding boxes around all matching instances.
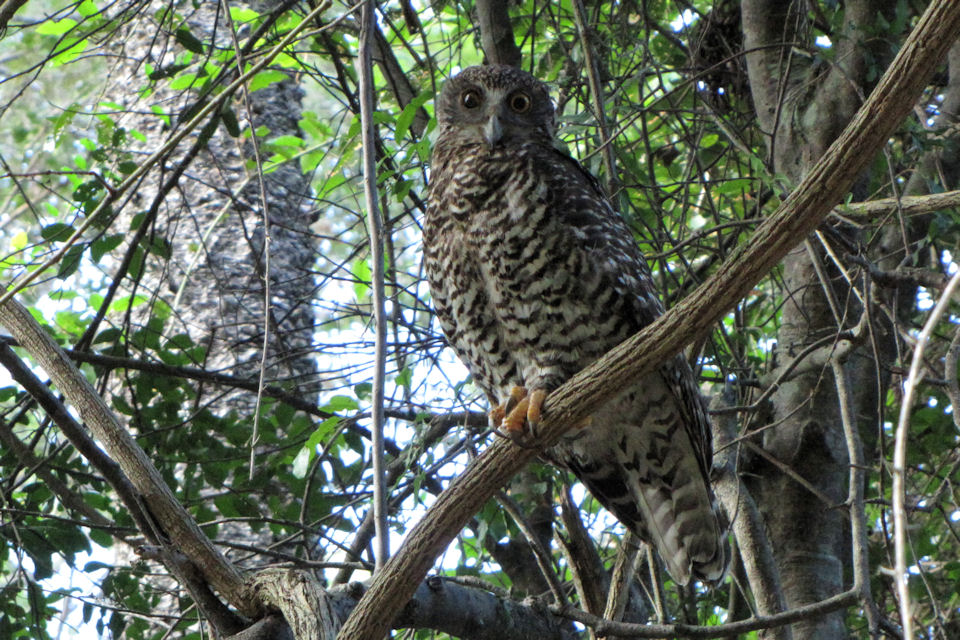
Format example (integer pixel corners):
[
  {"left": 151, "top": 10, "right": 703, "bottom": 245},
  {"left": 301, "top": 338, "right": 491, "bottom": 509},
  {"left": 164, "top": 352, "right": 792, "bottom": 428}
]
[{"left": 422, "top": 64, "right": 728, "bottom": 586}]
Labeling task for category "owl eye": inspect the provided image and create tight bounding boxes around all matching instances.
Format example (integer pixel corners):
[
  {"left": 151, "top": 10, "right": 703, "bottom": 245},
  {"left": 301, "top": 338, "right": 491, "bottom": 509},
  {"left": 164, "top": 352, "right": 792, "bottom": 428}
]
[
  {"left": 461, "top": 89, "right": 482, "bottom": 109},
  {"left": 509, "top": 92, "right": 532, "bottom": 113}
]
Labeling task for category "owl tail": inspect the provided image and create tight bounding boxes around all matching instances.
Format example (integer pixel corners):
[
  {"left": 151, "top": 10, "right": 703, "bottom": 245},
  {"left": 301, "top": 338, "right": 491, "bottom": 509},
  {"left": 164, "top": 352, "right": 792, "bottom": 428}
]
[
  {"left": 568, "top": 452, "right": 729, "bottom": 586},
  {"left": 632, "top": 471, "right": 729, "bottom": 586}
]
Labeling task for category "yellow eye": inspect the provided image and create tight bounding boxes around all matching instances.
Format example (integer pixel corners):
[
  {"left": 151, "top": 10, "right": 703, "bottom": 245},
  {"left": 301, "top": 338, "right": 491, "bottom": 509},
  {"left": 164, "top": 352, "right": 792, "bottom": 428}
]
[
  {"left": 461, "top": 89, "right": 482, "bottom": 109},
  {"left": 509, "top": 92, "right": 531, "bottom": 113}
]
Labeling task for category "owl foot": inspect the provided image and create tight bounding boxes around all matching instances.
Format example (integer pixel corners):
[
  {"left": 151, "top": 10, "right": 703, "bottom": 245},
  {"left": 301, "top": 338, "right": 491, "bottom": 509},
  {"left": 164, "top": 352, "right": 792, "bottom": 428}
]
[
  {"left": 490, "top": 386, "right": 527, "bottom": 426},
  {"left": 500, "top": 388, "right": 548, "bottom": 445}
]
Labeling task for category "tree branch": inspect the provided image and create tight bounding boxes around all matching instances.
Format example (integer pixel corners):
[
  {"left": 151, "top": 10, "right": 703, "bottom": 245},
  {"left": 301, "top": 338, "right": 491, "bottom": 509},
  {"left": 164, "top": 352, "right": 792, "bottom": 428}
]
[
  {"left": 337, "top": 3, "right": 960, "bottom": 638},
  {"left": 357, "top": 0, "right": 389, "bottom": 574},
  {"left": 475, "top": 0, "right": 521, "bottom": 67},
  {"left": 835, "top": 189, "right": 960, "bottom": 221},
  {"left": 240, "top": 572, "right": 579, "bottom": 640},
  {"left": 0, "top": 296, "right": 253, "bottom": 618},
  {"left": 711, "top": 392, "right": 790, "bottom": 640}
]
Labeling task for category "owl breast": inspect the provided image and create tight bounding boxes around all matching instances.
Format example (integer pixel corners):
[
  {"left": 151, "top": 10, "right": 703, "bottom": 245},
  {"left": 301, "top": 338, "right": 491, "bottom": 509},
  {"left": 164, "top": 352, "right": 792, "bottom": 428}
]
[{"left": 425, "top": 140, "right": 634, "bottom": 402}]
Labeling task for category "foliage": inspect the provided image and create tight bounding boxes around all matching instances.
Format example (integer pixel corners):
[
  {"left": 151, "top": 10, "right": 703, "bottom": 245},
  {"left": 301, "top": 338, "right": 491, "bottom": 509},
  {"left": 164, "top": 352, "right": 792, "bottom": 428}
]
[{"left": 0, "top": 0, "right": 959, "bottom": 638}]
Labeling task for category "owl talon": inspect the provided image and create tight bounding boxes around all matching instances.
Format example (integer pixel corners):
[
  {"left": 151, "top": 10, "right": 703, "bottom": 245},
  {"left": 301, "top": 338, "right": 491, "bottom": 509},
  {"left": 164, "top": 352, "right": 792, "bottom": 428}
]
[
  {"left": 525, "top": 389, "right": 547, "bottom": 428},
  {"left": 499, "top": 387, "right": 548, "bottom": 445},
  {"left": 491, "top": 386, "right": 527, "bottom": 427}
]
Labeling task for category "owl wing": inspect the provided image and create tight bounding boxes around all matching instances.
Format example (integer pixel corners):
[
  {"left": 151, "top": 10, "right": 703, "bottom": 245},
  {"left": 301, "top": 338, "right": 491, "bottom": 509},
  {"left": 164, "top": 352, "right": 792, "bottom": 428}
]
[
  {"left": 544, "top": 147, "right": 714, "bottom": 471},
  {"left": 542, "top": 148, "right": 726, "bottom": 584}
]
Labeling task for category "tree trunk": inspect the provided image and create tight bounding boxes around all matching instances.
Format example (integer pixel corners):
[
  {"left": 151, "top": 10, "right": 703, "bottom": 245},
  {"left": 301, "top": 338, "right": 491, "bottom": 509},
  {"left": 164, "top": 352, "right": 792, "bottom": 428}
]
[{"left": 741, "top": 1, "right": 899, "bottom": 636}]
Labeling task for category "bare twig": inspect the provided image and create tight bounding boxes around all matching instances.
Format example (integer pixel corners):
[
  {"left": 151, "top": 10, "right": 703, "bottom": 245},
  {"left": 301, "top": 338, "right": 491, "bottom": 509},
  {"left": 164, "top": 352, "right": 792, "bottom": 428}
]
[
  {"left": 833, "top": 188, "right": 960, "bottom": 222},
  {"left": 222, "top": 0, "right": 274, "bottom": 484},
  {"left": 556, "top": 488, "right": 606, "bottom": 621},
  {"left": 711, "top": 392, "right": 790, "bottom": 639},
  {"left": 572, "top": 0, "right": 617, "bottom": 194},
  {"left": 946, "top": 325, "right": 960, "bottom": 431},
  {"left": 496, "top": 492, "right": 567, "bottom": 605},
  {"left": 602, "top": 533, "right": 640, "bottom": 637},
  {"left": 553, "top": 589, "right": 858, "bottom": 638},
  {"left": 357, "top": 0, "right": 389, "bottom": 573},
  {"left": 832, "top": 361, "right": 880, "bottom": 637},
  {"left": 892, "top": 268, "right": 960, "bottom": 638}
]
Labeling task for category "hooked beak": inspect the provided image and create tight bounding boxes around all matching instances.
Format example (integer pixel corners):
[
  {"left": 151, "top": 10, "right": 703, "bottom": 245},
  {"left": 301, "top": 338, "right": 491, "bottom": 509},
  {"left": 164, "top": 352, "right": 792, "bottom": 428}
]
[{"left": 483, "top": 113, "right": 503, "bottom": 147}]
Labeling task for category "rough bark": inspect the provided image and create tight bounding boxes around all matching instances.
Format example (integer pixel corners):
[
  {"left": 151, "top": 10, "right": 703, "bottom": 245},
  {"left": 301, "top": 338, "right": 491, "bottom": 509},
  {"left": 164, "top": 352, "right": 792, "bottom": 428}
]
[
  {"left": 475, "top": 0, "right": 522, "bottom": 68},
  {"left": 93, "top": 0, "right": 316, "bottom": 634},
  {"left": 240, "top": 571, "right": 580, "bottom": 640}
]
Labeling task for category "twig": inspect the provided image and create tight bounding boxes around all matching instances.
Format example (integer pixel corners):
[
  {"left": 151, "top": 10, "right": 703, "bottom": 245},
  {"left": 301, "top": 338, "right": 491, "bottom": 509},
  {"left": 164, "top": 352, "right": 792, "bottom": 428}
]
[
  {"left": 710, "top": 392, "right": 789, "bottom": 638},
  {"left": 572, "top": 0, "right": 617, "bottom": 194},
  {"left": 552, "top": 589, "right": 858, "bottom": 638},
  {"left": 602, "top": 533, "right": 640, "bottom": 637},
  {"left": 892, "top": 268, "right": 960, "bottom": 638},
  {"left": 832, "top": 360, "right": 880, "bottom": 637},
  {"left": 946, "top": 325, "right": 960, "bottom": 431},
  {"left": 556, "top": 488, "right": 605, "bottom": 618},
  {"left": 222, "top": 0, "right": 274, "bottom": 484},
  {"left": 358, "top": 0, "right": 389, "bottom": 573},
  {"left": 496, "top": 491, "right": 567, "bottom": 605},
  {"left": 833, "top": 188, "right": 960, "bottom": 222}
]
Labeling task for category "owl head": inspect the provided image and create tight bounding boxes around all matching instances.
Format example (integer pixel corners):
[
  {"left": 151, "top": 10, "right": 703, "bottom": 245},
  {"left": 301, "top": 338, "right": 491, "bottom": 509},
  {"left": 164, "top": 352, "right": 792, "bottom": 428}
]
[{"left": 436, "top": 65, "right": 555, "bottom": 147}]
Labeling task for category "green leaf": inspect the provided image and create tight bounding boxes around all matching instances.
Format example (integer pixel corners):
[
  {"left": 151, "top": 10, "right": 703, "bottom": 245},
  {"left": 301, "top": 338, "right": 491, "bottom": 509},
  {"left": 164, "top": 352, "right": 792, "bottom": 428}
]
[
  {"left": 77, "top": 0, "right": 99, "bottom": 17},
  {"left": 175, "top": 27, "right": 205, "bottom": 54},
  {"left": 395, "top": 89, "right": 431, "bottom": 140},
  {"left": 269, "top": 134, "right": 303, "bottom": 148},
  {"left": 352, "top": 258, "right": 371, "bottom": 300},
  {"left": 250, "top": 69, "right": 287, "bottom": 92},
  {"left": 52, "top": 37, "right": 88, "bottom": 66},
  {"left": 354, "top": 382, "right": 372, "bottom": 399},
  {"left": 292, "top": 445, "right": 312, "bottom": 478},
  {"left": 169, "top": 73, "right": 198, "bottom": 90},
  {"left": 230, "top": 6, "right": 260, "bottom": 22},
  {"left": 324, "top": 395, "right": 358, "bottom": 412},
  {"left": 41, "top": 223, "right": 75, "bottom": 242},
  {"left": 90, "top": 234, "right": 124, "bottom": 262},
  {"left": 221, "top": 107, "right": 241, "bottom": 137},
  {"left": 36, "top": 18, "right": 77, "bottom": 35},
  {"left": 57, "top": 244, "right": 86, "bottom": 279}
]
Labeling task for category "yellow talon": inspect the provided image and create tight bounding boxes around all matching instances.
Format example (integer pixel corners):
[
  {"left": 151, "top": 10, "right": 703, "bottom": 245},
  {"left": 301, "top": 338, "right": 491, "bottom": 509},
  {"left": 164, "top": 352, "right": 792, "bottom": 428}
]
[
  {"left": 500, "top": 387, "right": 548, "bottom": 440},
  {"left": 491, "top": 386, "right": 526, "bottom": 427}
]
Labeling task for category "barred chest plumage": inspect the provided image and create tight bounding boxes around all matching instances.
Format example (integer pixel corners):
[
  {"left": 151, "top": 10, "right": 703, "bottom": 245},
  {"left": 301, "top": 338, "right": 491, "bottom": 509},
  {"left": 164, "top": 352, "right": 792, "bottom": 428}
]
[{"left": 425, "top": 140, "right": 620, "bottom": 401}]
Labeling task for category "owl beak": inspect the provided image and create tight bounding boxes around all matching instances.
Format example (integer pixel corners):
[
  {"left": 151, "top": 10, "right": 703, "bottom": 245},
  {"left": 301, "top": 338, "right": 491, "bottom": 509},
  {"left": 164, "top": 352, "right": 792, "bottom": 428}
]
[{"left": 483, "top": 114, "right": 503, "bottom": 147}]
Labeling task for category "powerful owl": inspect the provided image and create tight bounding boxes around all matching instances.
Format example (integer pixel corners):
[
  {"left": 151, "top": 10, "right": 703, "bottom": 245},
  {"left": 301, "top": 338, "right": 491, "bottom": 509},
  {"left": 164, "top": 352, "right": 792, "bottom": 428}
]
[{"left": 423, "top": 64, "right": 728, "bottom": 585}]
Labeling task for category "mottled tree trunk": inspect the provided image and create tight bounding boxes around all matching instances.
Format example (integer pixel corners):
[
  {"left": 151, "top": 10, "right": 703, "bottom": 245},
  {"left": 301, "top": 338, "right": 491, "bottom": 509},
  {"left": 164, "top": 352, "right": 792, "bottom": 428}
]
[
  {"left": 109, "top": 0, "right": 316, "bottom": 398},
  {"left": 102, "top": 0, "right": 316, "bottom": 633},
  {"left": 740, "top": 1, "right": 899, "bottom": 637}
]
